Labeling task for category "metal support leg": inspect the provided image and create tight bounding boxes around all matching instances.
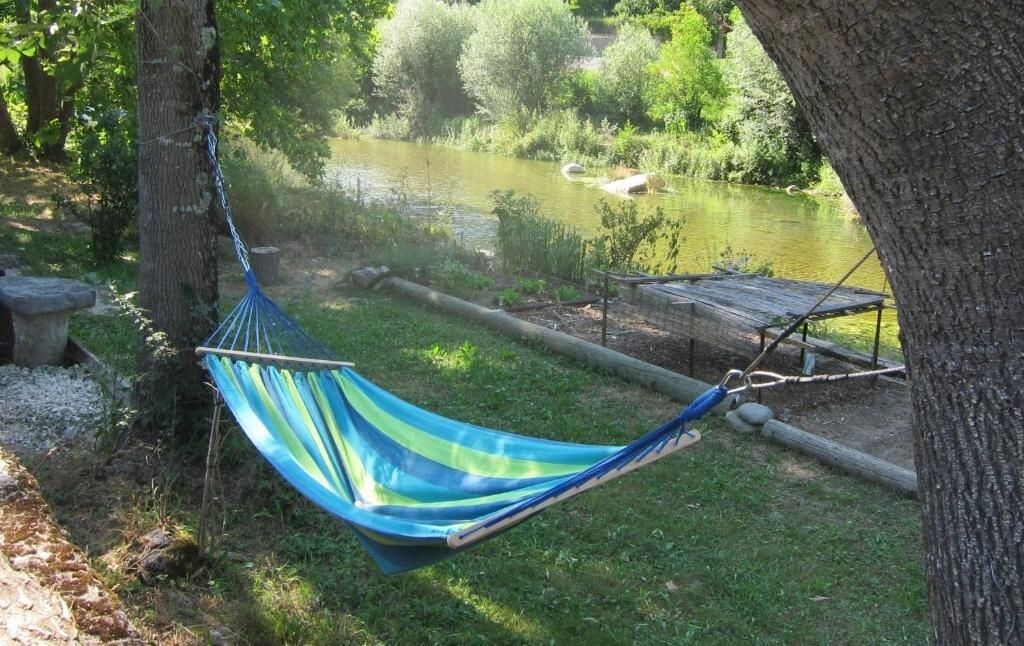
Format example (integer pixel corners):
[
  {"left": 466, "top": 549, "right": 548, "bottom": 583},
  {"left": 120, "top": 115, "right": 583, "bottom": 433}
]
[
  {"left": 601, "top": 272, "right": 609, "bottom": 347},
  {"left": 871, "top": 303, "right": 884, "bottom": 370}
]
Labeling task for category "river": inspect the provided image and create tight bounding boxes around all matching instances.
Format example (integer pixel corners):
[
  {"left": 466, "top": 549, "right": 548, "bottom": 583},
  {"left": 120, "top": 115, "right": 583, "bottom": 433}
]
[{"left": 327, "top": 138, "right": 899, "bottom": 356}]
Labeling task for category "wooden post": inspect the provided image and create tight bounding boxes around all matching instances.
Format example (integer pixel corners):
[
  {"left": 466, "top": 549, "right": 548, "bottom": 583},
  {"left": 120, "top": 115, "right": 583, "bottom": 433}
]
[
  {"left": 250, "top": 246, "right": 281, "bottom": 286},
  {"left": 800, "top": 322, "right": 809, "bottom": 367},
  {"left": 601, "top": 272, "right": 609, "bottom": 347},
  {"left": 871, "top": 304, "right": 883, "bottom": 369},
  {"left": 688, "top": 338, "right": 695, "bottom": 377}
]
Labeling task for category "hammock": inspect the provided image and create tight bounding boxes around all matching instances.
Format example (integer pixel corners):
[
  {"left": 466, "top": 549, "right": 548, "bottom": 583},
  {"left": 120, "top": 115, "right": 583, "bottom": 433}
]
[{"left": 197, "top": 121, "right": 724, "bottom": 573}]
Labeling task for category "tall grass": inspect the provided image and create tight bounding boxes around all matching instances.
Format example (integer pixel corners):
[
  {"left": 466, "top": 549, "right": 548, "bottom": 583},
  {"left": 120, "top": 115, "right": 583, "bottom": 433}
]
[{"left": 492, "top": 190, "right": 589, "bottom": 283}]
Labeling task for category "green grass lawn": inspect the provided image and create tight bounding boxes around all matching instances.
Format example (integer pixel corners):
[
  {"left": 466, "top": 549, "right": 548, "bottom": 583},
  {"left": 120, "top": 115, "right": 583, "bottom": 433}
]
[
  {"left": 2, "top": 196, "right": 929, "bottom": 644},
  {"left": 163, "top": 289, "right": 927, "bottom": 645}
]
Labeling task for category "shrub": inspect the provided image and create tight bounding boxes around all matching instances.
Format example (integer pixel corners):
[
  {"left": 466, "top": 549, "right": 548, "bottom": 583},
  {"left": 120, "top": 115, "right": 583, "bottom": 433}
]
[
  {"left": 718, "top": 10, "right": 819, "bottom": 185},
  {"left": 716, "top": 245, "right": 774, "bottom": 276},
  {"left": 494, "top": 288, "right": 522, "bottom": 307},
  {"left": 556, "top": 285, "right": 581, "bottom": 301},
  {"left": 590, "top": 198, "right": 684, "bottom": 273},
  {"left": 515, "top": 277, "right": 547, "bottom": 295},
  {"left": 373, "top": 0, "right": 477, "bottom": 134},
  {"left": 599, "top": 22, "right": 659, "bottom": 125},
  {"left": 58, "top": 110, "right": 138, "bottom": 264},
  {"left": 459, "top": 0, "right": 592, "bottom": 120},
  {"left": 645, "top": 6, "right": 726, "bottom": 133}
]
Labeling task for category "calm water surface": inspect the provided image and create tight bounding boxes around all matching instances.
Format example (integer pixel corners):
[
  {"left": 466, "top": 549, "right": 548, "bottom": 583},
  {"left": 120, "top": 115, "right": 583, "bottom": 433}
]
[{"left": 327, "top": 138, "right": 899, "bottom": 354}]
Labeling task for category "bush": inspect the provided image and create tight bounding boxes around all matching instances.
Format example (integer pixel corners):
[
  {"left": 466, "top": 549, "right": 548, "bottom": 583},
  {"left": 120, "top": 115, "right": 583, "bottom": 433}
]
[
  {"left": 599, "top": 22, "right": 658, "bottom": 125},
  {"left": 718, "top": 10, "right": 819, "bottom": 185},
  {"left": 373, "top": 0, "right": 477, "bottom": 134},
  {"left": 59, "top": 110, "right": 138, "bottom": 264},
  {"left": 645, "top": 6, "right": 726, "bottom": 133},
  {"left": 459, "top": 0, "right": 592, "bottom": 120},
  {"left": 590, "top": 198, "right": 684, "bottom": 273}
]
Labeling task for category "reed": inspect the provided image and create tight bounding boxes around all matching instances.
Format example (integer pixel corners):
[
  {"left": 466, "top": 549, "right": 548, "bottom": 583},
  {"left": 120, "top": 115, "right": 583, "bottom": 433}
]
[{"left": 492, "top": 190, "right": 588, "bottom": 283}]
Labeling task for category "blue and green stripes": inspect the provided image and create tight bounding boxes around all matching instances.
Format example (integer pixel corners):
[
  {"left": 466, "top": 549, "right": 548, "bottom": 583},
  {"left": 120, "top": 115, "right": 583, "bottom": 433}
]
[{"left": 205, "top": 355, "right": 716, "bottom": 573}]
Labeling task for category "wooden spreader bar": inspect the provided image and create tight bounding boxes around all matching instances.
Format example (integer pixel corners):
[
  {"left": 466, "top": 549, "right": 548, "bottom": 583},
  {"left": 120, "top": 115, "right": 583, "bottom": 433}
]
[{"left": 196, "top": 346, "right": 354, "bottom": 369}]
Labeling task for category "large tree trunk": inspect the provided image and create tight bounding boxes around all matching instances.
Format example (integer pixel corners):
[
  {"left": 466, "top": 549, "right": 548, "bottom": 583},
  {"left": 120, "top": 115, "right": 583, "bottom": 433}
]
[
  {"left": 134, "top": 0, "right": 220, "bottom": 437},
  {"left": 0, "top": 91, "right": 20, "bottom": 154},
  {"left": 735, "top": 2, "right": 1023, "bottom": 643}
]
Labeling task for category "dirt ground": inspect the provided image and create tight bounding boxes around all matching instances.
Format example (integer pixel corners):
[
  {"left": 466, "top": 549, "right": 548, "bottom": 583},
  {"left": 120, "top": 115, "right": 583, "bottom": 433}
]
[{"left": 511, "top": 301, "right": 915, "bottom": 470}]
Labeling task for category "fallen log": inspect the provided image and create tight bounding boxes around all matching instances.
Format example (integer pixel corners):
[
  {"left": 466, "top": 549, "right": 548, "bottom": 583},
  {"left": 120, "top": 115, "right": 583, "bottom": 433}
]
[{"left": 761, "top": 419, "right": 918, "bottom": 497}]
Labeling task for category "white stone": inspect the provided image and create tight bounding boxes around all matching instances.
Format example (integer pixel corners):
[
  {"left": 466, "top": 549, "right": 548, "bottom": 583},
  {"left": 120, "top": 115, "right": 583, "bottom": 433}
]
[{"left": 561, "top": 163, "right": 585, "bottom": 174}]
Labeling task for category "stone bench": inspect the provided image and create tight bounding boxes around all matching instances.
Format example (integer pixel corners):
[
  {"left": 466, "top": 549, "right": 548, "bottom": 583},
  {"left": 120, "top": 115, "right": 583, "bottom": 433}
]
[{"left": 0, "top": 277, "right": 96, "bottom": 367}]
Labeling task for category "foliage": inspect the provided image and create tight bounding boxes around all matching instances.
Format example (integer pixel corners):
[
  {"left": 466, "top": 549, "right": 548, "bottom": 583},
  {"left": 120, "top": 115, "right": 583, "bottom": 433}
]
[
  {"left": 439, "top": 109, "right": 612, "bottom": 166},
  {"left": 590, "top": 198, "right": 684, "bottom": 273},
  {"left": 458, "top": 0, "right": 592, "bottom": 120},
  {"left": 372, "top": 0, "right": 476, "bottom": 135},
  {"left": 717, "top": 10, "right": 819, "bottom": 185},
  {"left": 493, "top": 287, "right": 522, "bottom": 307},
  {"left": 434, "top": 257, "right": 495, "bottom": 294},
  {"left": 54, "top": 110, "right": 138, "bottom": 264},
  {"left": 716, "top": 244, "right": 774, "bottom": 276},
  {"left": 599, "top": 22, "right": 658, "bottom": 125},
  {"left": 221, "top": 143, "right": 436, "bottom": 255},
  {"left": 492, "top": 189, "right": 589, "bottom": 283},
  {"left": 645, "top": 6, "right": 727, "bottom": 132},
  {"left": 515, "top": 277, "right": 546, "bottom": 295},
  {"left": 556, "top": 284, "right": 580, "bottom": 301},
  {"left": 0, "top": 0, "right": 133, "bottom": 156},
  {"left": 568, "top": 0, "right": 618, "bottom": 17},
  {"left": 218, "top": 0, "right": 385, "bottom": 178}
]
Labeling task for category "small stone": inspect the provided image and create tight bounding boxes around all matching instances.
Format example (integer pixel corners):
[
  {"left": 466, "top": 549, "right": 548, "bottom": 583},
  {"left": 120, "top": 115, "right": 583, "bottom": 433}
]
[
  {"left": 737, "top": 402, "right": 774, "bottom": 425},
  {"left": 141, "top": 529, "right": 171, "bottom": 550},
  {"left": 561, "top": 162, "right": 585, "bottom": 174},
  {"left": 726, "top": 410, "right": 758, "bottom": 434}
]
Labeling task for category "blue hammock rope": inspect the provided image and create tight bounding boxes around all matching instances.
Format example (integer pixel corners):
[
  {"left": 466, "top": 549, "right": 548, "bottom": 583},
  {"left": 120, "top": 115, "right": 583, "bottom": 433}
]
[{"left": 197, "top": 118, "right": 723, "bottom": 573}]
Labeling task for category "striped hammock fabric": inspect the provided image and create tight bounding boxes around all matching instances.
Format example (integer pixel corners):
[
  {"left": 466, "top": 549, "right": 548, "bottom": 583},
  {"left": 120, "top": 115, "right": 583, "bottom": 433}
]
[{"left": 204, "top": 354, "right": 720, "bottom": 573}]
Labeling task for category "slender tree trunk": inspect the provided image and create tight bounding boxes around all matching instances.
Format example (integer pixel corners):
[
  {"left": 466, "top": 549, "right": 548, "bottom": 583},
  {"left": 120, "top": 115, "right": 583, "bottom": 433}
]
[
  {"left": 0, "top": 91, "right": 20, "bottom": 154},
  {"left": 134, "top": 0, "right": 221, "bottom": 437},
  {"left": 735, "top": 2, "right": 1023, "bottom": 643},
  {"left": 17, "top": 0, "right": 70, "bottom": 160}
]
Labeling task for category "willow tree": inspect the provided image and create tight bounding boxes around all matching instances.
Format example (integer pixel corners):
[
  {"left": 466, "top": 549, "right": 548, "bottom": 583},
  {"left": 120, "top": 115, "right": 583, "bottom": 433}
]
[{"left": 734, "top": 1, "right": 1023, "bottom": 642}]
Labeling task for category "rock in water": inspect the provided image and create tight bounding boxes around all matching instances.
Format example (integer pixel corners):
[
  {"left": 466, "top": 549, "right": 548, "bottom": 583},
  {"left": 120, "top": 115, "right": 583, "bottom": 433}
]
[
  {"left": 561, "top": 162, "right": 585, "bottom": 174},
  {"left": 601, "top": 173, "right": 665, "bottom": 194}
]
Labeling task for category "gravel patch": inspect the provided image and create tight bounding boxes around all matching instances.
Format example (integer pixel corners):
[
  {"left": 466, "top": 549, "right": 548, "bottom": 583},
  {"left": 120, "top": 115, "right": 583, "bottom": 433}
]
[{"left": 0, "top": 364, "right": 107, "bottom": 457}]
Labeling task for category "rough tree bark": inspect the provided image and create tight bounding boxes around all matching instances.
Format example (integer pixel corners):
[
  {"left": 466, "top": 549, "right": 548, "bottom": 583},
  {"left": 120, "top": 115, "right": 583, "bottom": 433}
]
[
  {"left": 135, "top": 0, "right": 220, "bottom": 436},
  {"left": 734, "top": 2, "right": 1023, "bottom": 643}
]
